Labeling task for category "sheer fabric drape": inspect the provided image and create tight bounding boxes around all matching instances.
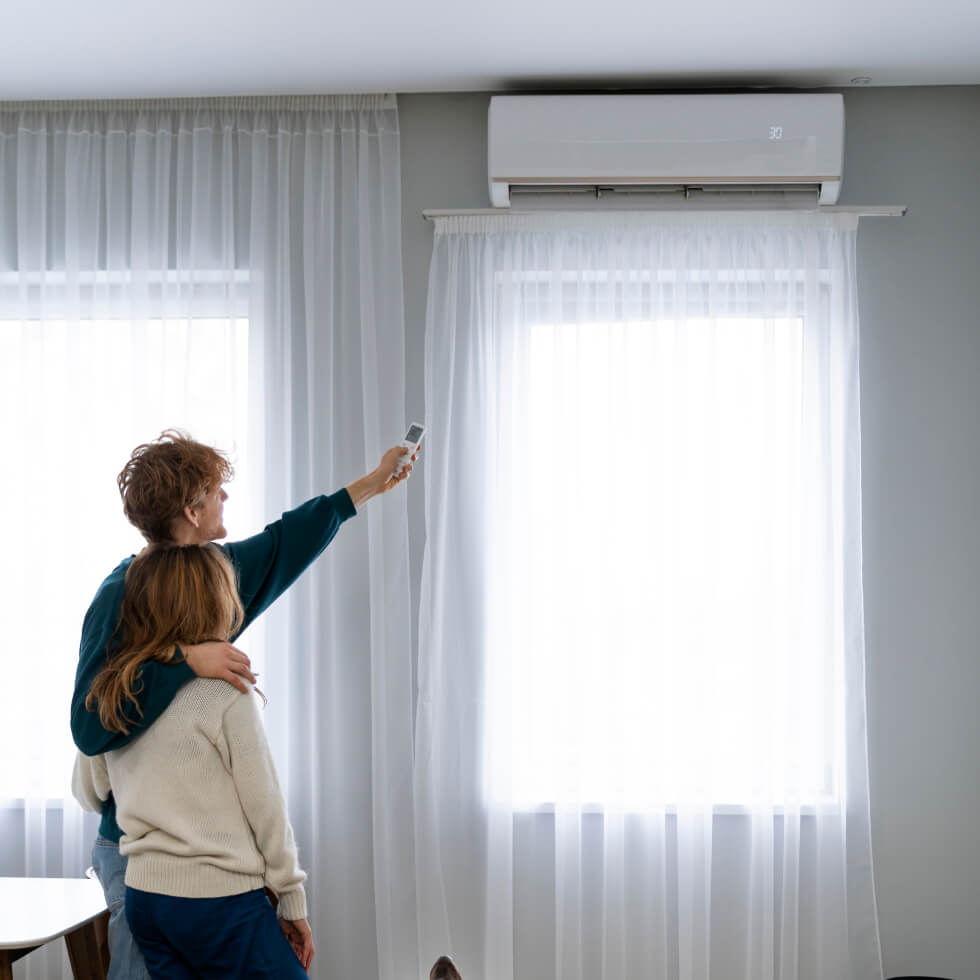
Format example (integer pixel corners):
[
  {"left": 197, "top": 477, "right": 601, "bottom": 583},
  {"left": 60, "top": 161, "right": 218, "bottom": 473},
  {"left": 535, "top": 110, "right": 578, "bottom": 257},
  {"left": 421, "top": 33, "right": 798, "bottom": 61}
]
[
  {"left": 417, "top": 212, "right": 882, "bottom": 980},
  {"left": 0, "top": 97, "right": 415, "bottom": 980}
]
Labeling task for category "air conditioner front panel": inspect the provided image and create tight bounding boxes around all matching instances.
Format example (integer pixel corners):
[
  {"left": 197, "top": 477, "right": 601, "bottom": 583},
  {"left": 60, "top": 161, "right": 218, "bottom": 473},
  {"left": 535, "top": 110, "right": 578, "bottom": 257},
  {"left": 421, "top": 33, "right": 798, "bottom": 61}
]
[{"left": 488, "top": 94, "right": 844, "bottom": 207}]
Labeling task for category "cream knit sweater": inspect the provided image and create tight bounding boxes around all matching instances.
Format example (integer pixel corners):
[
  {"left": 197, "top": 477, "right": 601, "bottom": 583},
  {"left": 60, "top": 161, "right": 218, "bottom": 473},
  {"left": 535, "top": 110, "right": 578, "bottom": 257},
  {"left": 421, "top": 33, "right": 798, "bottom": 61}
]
[{"left": 72, "top": 680, "right": 307, "bottom": 922}]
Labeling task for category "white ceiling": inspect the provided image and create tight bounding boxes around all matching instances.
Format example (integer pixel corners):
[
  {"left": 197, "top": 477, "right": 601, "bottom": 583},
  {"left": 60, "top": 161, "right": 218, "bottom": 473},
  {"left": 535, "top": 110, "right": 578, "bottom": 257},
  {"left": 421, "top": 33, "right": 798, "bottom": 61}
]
[{"left": 3, "top": 0, "right": 979, "bottom": 99}]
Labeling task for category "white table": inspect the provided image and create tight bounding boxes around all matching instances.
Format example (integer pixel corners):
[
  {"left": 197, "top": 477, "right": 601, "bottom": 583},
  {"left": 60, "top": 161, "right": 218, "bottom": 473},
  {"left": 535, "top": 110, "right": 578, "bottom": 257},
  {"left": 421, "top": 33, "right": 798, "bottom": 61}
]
[{"left": 0, "top": 877, "right": 108, "bottom": 979}]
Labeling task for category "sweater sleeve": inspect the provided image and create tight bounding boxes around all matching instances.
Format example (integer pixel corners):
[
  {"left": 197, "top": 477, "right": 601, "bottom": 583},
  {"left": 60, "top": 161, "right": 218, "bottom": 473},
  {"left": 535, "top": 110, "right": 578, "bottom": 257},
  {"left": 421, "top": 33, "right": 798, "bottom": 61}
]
[
  {"left": 221, "top": 690, "right": 308, "bottom": 921},
  {"left": 71, "top": 567, "right": 196, "bottom": 756},
  {"left": 223, "top": 490, "right": 356, "bottom": 633},
  {"left": 71, "top": 751, "right": 111, "bottom": 813}
]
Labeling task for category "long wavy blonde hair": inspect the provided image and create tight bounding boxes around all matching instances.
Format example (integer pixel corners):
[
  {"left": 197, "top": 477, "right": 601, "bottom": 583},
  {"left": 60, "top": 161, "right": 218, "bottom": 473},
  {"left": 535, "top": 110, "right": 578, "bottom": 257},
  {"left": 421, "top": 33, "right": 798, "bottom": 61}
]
[{"left": 87, "top": 543, "right": 244, "bottom": 734}]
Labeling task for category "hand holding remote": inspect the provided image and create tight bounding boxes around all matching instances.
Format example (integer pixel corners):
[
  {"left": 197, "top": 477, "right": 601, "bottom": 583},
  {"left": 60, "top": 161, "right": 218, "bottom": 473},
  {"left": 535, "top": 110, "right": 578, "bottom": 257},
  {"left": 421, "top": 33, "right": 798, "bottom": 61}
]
[{"left": 394, "top": 422, "right": 425, "bottom": 478}]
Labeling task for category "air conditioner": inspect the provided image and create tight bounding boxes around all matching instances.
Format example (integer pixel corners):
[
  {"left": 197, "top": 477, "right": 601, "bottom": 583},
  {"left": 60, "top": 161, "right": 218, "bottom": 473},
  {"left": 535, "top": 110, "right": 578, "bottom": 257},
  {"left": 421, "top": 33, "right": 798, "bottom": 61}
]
[{"left": 488, "top": 93, "right": 844, "bottom": 208}]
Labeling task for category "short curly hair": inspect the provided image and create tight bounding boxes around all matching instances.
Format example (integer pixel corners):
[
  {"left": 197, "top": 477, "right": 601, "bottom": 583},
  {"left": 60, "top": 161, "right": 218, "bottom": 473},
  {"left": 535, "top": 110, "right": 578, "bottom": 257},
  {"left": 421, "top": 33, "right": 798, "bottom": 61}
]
[{"left": 117, "top": 430, "right": 234, "bottom": 543}]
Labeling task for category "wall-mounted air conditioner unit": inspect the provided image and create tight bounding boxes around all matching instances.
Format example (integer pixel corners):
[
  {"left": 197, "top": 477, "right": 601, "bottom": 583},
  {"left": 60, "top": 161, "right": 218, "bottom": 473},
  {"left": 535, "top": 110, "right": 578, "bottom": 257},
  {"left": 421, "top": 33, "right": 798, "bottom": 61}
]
[{"left": 488, "top": 94, "right": 845, "bottom": 208}]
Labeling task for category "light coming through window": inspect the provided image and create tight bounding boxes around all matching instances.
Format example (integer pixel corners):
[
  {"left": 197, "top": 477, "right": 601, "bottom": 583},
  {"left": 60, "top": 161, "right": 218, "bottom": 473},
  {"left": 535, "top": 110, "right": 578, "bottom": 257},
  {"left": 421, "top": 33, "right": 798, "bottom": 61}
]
[{"left": 486, "top": 317, "right": 839, "bottom": 810}]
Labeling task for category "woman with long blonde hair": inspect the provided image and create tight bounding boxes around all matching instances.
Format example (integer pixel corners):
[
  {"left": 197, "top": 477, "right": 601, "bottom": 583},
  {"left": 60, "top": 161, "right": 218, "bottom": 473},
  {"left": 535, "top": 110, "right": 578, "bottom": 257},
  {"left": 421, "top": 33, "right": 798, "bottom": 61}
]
[{"left": 74, "top": 542, "right": 314, "bottom": 977}]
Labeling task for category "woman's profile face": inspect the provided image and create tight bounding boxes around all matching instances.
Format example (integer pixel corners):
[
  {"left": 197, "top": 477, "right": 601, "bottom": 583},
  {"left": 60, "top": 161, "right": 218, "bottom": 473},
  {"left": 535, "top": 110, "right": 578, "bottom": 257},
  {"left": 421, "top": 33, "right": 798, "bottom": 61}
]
[{"left": 192, "top": 485, "right": 228, "bottom": 542}]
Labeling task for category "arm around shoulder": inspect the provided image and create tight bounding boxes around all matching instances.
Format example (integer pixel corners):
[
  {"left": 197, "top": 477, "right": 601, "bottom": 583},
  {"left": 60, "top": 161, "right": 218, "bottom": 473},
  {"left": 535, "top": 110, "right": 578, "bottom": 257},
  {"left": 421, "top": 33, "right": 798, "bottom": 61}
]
[{"left": 72, "top": 568, "right": 197, "bottom": 755}]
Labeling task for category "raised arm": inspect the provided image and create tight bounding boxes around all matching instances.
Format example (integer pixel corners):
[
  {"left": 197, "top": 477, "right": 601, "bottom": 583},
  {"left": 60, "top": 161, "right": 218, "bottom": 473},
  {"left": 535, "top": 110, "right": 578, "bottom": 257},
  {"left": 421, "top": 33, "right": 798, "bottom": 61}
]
[
  {"left": 225, "top": 446, "right": 417, "bottom": 630},
  {"left": 72, "top": 448, "right": 415, "bottom": 755},
  {"left": 345, "top": 445, "right": 417, "bottom": 508}
]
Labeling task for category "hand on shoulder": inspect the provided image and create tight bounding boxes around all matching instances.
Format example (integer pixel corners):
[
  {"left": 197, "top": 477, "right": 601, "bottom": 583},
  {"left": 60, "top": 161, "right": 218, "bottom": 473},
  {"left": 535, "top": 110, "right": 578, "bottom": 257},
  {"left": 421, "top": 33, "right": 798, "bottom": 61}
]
[{"left": 181, "top": 640, "right": 255, "bottom": 694}]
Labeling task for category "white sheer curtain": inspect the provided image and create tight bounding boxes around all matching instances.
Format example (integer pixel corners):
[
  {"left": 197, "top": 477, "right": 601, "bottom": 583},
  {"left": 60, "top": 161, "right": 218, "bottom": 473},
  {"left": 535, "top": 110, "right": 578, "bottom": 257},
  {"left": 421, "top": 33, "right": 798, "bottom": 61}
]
[
  {"left": 0, "top": 96, "right": 415, "bottom": 980},
  {"left": 249, "top": 96, "right": 418, "bottom": 980},
  {"left": 417, "top": 211, "right": 882, "bottom": 980}
]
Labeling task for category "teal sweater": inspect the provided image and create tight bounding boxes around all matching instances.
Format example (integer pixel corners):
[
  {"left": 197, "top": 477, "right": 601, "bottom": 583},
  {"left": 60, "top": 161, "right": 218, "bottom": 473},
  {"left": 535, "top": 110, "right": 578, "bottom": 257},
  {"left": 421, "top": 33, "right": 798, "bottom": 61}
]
[{"left": 71, "top": 489, "right": 357, "bottom": 842}]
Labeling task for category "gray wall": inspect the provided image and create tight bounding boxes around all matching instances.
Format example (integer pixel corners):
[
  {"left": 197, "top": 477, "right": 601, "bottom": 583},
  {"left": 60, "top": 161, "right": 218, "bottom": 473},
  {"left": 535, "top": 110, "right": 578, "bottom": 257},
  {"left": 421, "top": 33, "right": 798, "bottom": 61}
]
[{"left": 399, "top": 87, "right": 980, "bottom": 980}]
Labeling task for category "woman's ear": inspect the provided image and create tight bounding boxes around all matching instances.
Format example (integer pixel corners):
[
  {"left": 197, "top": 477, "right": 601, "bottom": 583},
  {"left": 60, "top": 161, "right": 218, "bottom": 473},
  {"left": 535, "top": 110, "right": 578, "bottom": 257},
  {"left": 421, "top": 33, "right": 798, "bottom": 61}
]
[{"left": 183, "top": 504, "right": 200, "bottom": 529}]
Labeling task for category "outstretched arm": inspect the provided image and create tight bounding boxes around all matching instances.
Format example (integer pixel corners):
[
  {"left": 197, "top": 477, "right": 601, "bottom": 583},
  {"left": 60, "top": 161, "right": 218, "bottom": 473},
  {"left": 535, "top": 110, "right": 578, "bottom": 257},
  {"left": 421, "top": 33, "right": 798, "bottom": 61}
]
[
  {"left": 72, "top": 445, "right": 416, "bottom": 755},
  {"left": 225, "top": 445, "right": 419, "bottom": 630},
  {"left": 345, "top": 445, "right": 418, "bottom": 508}
]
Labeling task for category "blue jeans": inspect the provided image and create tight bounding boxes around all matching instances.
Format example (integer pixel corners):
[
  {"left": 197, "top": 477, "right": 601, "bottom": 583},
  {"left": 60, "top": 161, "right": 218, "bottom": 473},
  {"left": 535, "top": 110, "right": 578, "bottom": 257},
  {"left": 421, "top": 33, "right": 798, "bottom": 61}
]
[
  {"left": 91, "top": 837, "right": 151, "bottom": 980},
  {"left": 125, "top": 886, "right": 308, "bottom": 978}
]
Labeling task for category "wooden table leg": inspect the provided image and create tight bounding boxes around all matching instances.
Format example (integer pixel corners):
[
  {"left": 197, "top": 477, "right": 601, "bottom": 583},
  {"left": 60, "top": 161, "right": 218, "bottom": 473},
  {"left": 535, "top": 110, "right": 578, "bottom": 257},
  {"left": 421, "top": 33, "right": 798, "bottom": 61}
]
[
  {"left": 93, "top": 909, "right": 110, "bottom": 974},
  {"left": 0, "top": 946, "right": 41, "bottom": 980},
  {"left": 0, "top": 945, "right": 42, "bottom": 979},
  {"left": 64, "top": 910, "right": 110, "bottom": 980}
]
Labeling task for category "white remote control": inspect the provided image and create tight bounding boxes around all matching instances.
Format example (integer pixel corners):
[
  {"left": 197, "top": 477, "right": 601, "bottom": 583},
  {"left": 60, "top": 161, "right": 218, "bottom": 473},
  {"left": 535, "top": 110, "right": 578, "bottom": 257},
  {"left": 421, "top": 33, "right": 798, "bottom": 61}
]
[{"left": 396, "top": 422, "right": 425, "bottom": 476}]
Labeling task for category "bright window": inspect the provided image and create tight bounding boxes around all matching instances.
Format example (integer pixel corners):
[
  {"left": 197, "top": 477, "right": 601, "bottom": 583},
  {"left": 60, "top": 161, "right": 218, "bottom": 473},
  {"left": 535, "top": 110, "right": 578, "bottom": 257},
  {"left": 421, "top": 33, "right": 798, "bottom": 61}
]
[
  {"left": 488, "top": 316, "right": 840, "bottom": 810},
  {"left": 0, "top": 316, "right": 250, "bottom": 800}
]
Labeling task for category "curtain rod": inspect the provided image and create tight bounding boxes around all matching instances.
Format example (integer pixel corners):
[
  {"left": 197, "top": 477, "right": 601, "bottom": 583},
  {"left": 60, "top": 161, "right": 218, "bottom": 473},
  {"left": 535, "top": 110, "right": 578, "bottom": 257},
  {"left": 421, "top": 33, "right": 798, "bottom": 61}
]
[
  {"left": 0, "top": 94, "right": 396, "bottom": 111},
  {"left": 422, "top": 205, "right": 907, "bottom": 220}
]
